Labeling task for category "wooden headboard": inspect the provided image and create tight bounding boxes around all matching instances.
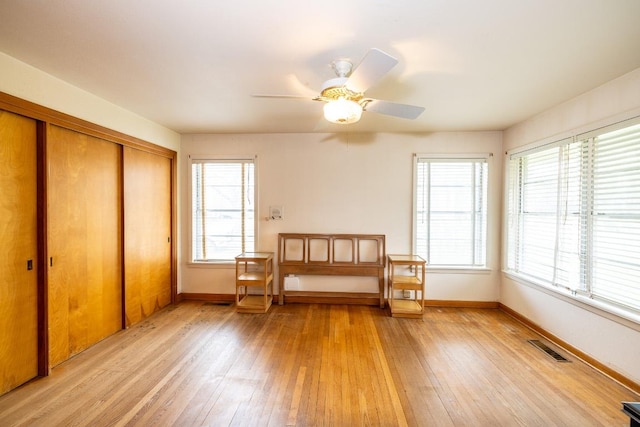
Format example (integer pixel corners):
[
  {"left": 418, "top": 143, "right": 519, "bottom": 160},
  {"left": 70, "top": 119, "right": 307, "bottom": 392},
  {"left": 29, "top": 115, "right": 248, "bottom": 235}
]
[{"left": 277, "top": 233, "right": 386, "bottom": 307}]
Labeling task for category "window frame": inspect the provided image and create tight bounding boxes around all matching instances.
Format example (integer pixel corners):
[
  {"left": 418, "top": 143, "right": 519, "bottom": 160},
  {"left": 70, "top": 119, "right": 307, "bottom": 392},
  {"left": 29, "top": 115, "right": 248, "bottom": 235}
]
[
  {"left": 188, "top": 154, "right": 259, "bottom": 265},
  {"left": 412, "top": 153, "right": 491, "bottom": 270},
  {"left": 505, "top": 116, "right": 640, "bottom": 322}
]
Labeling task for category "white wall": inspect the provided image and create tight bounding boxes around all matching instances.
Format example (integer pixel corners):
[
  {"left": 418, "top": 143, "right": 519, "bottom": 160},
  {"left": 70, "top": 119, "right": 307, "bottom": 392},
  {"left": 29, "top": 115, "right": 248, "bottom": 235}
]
[
  {"left": 180, "top": 131, "right": 503, "bottom": 302},
  {"left": 0, "top": 52, "right": 180, "bottom": 151},
  {"left": 502, "top": 67, "right": 640, "bottom": 386}
]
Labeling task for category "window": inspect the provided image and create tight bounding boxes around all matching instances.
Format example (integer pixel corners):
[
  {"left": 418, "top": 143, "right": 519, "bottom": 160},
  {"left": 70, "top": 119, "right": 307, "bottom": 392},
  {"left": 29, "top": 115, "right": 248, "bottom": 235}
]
[
  {"left": 506, "top": 118, "right": 640, "bottom": 314},
  {"left": 191, "top": 157, "right": 256, "bottom": 262},
  {"left": 414, "top": 155, "right": 489, "bottom": 267}
]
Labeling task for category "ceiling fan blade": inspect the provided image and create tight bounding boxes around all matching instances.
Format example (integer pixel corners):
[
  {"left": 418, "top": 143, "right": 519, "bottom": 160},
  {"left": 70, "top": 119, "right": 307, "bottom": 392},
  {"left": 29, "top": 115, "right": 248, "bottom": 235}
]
[
  {"left": 364, "top": 99, "right": 425, "bottom": 120},
  {"left": 345, "top": 48, "right": 399, "bottom": 93},
  {"left": 286, "top": 73, "right": 319, "bottom": 97}
]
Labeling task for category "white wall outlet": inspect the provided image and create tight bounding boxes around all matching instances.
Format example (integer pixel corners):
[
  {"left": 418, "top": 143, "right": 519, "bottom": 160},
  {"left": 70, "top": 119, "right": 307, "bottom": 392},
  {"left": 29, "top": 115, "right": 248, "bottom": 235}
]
[{"left": 284, "top": 275, "right": 299, "bottom": 290}]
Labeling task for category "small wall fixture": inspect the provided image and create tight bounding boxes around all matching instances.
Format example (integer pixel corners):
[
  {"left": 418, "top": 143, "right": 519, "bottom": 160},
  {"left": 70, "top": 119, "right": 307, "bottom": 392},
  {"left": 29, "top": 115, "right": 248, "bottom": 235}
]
[
  {"left": 323, "top": 97, "right": 363, "bottom": 124},
  {"left": 268, "top": 205, "right": 283, "bottom": 220}
]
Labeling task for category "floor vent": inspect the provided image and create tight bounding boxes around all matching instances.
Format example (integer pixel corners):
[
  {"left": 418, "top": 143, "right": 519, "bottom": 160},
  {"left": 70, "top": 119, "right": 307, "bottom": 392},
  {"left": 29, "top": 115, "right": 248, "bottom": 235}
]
[{"left": 527, "top": 339, "right": 570, "bottom": 362}]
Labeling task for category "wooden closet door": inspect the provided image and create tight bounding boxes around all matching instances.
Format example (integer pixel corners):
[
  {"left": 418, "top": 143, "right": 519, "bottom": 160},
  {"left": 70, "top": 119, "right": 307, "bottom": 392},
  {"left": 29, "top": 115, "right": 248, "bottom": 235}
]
[
  {"left": 123, "top": 147, "right": 172, "bottom": 327},
  {"left": 0, "top": 111, "right": 38, "bottom": 395},
  {"left": 47, "top": 125, "right": 122, "bottom": 367}
]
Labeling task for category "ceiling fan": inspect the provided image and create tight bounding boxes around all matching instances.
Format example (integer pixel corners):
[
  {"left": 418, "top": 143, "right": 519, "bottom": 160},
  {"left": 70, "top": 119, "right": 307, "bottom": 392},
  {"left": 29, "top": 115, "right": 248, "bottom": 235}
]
[{"left": 253, "top": 48, "right": 425, "bottom": 125}]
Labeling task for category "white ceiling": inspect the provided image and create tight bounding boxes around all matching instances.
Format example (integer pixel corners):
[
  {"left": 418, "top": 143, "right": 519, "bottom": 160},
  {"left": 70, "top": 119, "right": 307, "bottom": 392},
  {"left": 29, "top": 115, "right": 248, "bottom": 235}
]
[{"left": 1, "top": 0, "right": 640, "bottom": 134}]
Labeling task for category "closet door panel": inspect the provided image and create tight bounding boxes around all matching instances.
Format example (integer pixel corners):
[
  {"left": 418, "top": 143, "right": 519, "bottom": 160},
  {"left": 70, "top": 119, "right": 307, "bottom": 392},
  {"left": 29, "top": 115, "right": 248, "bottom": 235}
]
[
  {"left": 47, "top": 125, "right": 122, "bottom": 367},
  {"left": 0, "top": 111, "right": 38, "bottom": 394},
  {"left": 123, "top": 147, "right": 172, "bottom": 327}
]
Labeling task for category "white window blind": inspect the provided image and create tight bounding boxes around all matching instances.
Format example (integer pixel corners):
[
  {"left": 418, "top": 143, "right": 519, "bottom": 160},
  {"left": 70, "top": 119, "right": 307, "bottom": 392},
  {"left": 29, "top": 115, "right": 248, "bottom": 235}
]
[
  {"left": 589, "top": 123, "right": 640, "bottom": 310},
  {"left": 507, "top": 119, "right": 640, "bottom": 313},
  {"left": 191, "top": 158, "right": 255, "bottom": 262},
  {"left": 414, "top": 156, "right": 488, "bottom": 267}
]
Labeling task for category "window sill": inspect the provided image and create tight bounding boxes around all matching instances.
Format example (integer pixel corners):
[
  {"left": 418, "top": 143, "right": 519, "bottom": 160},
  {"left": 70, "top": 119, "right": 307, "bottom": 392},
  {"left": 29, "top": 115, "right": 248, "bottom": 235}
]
[
  {"left": 426, "top": 266, "right": 492, "bottom": 274},
  {"left": 503, "top": 270, "right": 640, "bottom": 331},
  {"left": 187, "top": 261, "right": 235, "bottom": 269}
]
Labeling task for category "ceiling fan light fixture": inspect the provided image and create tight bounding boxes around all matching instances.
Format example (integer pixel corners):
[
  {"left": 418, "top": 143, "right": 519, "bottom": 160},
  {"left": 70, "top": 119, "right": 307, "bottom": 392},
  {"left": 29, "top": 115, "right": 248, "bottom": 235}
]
[
  {"left": 255, "top": 49, "right": 423, "bottom": 123},
  {"left": 323, "top": 97, "right": 362, "bottom": 124}
]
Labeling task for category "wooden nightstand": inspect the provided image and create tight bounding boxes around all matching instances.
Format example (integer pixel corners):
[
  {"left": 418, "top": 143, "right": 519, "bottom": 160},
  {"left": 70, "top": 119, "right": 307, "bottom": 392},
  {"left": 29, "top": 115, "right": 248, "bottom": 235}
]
[
  {"left": 387, "top": 254, "right": 426, "bottom": 318},
  {"left": 235, "top": 252, "right": 274, "bottom": 313}
]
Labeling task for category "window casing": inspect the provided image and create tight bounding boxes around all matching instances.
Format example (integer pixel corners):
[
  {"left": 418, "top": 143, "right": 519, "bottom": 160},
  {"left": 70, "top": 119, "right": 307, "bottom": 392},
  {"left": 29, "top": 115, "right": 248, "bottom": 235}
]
[
  {"left": 414, "top": 155, "right": 489, "bottom": 267},
  {"left": 506, "top": 118, "right": 640, "bottom": 314},
  {"left": 191, "top": 157, "right": 256, "bottom": 262}
]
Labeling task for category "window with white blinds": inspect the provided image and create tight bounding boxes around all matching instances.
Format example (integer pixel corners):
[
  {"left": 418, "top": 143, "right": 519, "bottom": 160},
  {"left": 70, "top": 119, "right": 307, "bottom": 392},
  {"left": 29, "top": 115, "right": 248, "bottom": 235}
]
[
  {"left": 414, "top": 155, "right": 488, "bottom": 267},
  {"left": 506, "top": 118, "right": 640, "bottom": 314},
  {"left": 191, "top": 157, "right": 256, "bottom": 262}
]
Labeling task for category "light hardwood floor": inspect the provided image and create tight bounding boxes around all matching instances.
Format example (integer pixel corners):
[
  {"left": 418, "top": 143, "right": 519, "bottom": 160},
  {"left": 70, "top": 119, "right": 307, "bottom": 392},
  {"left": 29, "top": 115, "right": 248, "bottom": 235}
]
[{"left": 0, "top": 301, "right": 637, "bottom": 426}]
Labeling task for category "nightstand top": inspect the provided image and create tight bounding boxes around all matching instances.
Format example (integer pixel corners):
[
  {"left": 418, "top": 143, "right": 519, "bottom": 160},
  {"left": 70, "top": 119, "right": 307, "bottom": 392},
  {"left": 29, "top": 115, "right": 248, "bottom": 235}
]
[
  {"left": 235, "top": 252, "right": 274, "bottom": 261},
  {"left": 387, "top": 254, "right": 426, "bottom": 263}
]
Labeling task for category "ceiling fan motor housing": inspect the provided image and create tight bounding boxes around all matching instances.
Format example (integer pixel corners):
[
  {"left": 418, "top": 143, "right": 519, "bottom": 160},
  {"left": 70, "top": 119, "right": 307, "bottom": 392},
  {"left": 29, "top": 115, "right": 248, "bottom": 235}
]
[
  {"left": 320, "top": 77, "right": 364, "bottom": 104},
  {"left": 319, "top": 60, "right": 364, "bottom": 103}
]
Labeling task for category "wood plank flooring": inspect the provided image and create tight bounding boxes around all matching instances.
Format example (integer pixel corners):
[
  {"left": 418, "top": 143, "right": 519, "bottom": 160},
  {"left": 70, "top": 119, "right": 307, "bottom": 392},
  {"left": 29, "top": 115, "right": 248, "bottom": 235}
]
[{"left": 0, "top": 301, "right": 637, "bottom": 426}]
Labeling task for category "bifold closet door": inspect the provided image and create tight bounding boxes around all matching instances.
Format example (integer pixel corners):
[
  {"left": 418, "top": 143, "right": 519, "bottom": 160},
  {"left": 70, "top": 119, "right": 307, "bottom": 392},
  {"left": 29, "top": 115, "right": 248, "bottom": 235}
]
[
  {"left": 123, "top": 147, "right": 172, "bottom": 327},
  {"left": 47, "top": 125, "right": 122, "bottom": 367},
  {"left": 0, "top": 111, "right": 38, "bottom": 395}
]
